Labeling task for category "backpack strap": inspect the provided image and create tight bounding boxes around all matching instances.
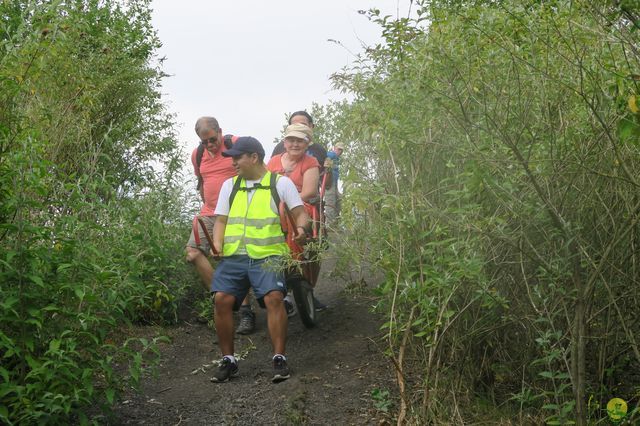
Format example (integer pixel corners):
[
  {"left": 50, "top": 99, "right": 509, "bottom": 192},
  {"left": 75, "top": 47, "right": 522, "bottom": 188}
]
[
  {"left": 223, "top": 134, "right": 233, "bottom": 149},
  {"left": 269, "top": 171, "right": 281, "bottom": 209},
  {"left": 195, "top": 143, "right": 206, "bottom": 191},
  {"left": 228, "top": 176, "right": 244, "bottom": 208},
  {"left": 269, "top": 172, "right": 285, "bottom": 233},
  {"left": 228, "top": 172, "right": 280, "bottom": 208}
]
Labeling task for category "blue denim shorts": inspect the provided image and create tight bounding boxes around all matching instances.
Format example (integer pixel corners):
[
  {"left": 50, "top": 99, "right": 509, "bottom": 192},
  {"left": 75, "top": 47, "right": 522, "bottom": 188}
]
[{"left": 211, "top": 255, "right": 287, "bottom": 310}]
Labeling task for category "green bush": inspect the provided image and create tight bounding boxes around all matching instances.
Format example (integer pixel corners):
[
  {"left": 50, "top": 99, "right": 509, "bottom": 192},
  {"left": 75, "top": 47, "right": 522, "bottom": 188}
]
[
  {"left": 330, "top": 1, "right": 640, "bottom": 423},
  {"left": 0, "top": 1, "right": 193, "bottom": 423}
]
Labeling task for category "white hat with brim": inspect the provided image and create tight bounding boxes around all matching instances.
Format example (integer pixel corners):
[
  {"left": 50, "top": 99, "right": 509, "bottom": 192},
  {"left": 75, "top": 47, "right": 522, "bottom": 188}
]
[{"left": 283, "top": 123, "right": 312, "bottom": 142}]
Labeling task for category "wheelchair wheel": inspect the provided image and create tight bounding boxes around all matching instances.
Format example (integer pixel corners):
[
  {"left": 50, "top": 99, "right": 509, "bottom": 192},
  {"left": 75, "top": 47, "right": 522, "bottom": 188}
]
[{"left": 292, "top": 278, "right": 317, "bottom": 328}]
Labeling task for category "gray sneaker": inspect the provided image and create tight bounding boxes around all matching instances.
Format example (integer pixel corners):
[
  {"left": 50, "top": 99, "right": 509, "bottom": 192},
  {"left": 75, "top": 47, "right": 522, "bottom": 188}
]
[
  {"left": 272, "top": 355, "right": 290, "bottom": 383},
  {"left": 236, "top": 308, "right": 255, "bottom": 335},
  {"left": 211, "top": 357, "right": 239, "bottom": 383},
  {"left": 284, "top": 300, "right": 296, "bottom": 318},
  {"left": 313, "top": 297, "right": 328, "bottom": 311}
]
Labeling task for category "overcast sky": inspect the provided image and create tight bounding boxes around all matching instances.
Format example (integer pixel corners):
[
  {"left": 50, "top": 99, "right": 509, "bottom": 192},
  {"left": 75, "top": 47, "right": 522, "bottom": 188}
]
[{"left": 150, "top": 1, "right": 407, "bottom": 164}]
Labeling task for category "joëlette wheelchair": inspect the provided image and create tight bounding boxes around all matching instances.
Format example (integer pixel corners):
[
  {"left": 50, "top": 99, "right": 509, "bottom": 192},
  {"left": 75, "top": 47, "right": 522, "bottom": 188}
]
[{"left": 278, "top": 172, "right": 329, "bottom": 328}]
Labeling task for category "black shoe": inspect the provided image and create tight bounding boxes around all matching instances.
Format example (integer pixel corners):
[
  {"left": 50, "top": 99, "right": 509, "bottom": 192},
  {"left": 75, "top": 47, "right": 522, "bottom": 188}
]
[
  {"left": 236, "top": 308, "right": 255, "bottom": 335},
  {"left": 313, "top": 297, "right": 328, "bottom": 311},
  {"left": 272, "top": 355, "right": 290, "bottom": 383},
  {"left": 284, "top": 300, "right": 296, "bottom": 318},
  {"left": 210, "top": 357, "right": 238, "bottom": 383}
]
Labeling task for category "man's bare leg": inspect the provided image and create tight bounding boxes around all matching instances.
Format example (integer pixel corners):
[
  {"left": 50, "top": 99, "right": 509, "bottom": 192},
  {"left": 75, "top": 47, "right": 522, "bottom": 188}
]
[
  {"left": 213, "top": 292, "right": 236, "bottom": 356},
  {"left": 263, "top": 291, "right": 287, "bottom": 355},
  {"left": 186, "top": 247, "right": 213, "bottom": 292}
]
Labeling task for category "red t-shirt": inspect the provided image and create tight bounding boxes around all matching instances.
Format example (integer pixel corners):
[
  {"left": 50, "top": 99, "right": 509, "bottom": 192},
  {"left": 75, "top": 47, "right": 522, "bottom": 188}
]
[
  {"left": 192, "top": 145, "right": 236, "bottom": 216},
  {"left": 267, "top": 154, "right": 320, "bottom": 192}
]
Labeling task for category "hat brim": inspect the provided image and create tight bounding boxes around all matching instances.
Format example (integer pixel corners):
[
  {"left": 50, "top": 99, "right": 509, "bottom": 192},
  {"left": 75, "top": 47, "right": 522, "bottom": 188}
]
[
  {"left": 283, "top": 132, "right": 310, "bottom": 141},
  {"left": 221, "top": 148, "right": 246, "bottom": 157}
]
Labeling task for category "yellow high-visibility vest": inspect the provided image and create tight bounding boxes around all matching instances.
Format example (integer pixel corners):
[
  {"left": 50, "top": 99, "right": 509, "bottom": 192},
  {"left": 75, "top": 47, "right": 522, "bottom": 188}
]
[{"left": 223, "top": 172, "right": 288, "bottom": 258}]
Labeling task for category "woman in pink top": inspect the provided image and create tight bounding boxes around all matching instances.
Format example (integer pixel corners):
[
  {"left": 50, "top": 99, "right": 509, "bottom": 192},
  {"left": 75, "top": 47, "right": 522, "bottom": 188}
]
[{"left": 267, "top": 123, "right": 320, "bottom": 214}]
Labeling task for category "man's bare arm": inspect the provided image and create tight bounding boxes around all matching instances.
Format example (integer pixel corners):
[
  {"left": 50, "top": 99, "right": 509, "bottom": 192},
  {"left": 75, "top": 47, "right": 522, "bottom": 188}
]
[
  {"left": 212, "top": 215, "right": 227, "bottom": 256},
  {"left": 290, "top": 205, "right": 310, "bottom": 244}
]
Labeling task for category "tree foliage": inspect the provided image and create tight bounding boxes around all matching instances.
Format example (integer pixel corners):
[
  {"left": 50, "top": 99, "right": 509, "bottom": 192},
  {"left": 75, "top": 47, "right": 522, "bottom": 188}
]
[
  {"left": 0, "top": 1, "right": 193, "bottom": 423},
  {"left": 332, "top": 0, "right": 640, "bottom": 423}
]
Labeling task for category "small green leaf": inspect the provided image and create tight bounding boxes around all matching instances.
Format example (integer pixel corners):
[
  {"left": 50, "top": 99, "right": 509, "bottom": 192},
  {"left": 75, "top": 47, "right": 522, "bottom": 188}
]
[
  {"left": 28, "top": 275, "right": 44, "bottom": 287},
  {"left": 1, "top": 296, "right": 19, "bottom": 309},
  {"left": 57, "top": 263, "right": 73, "bottom": 272},
  {"left": 617, "top": 116, "right": 640, "bottom": 146},
  {"left": 105, "top": 388, "right": 115, "bottom": 405},
  {"left": 5, "top": 250, "right": 17, "bottom": 263},
  {"left": 49, "top": 339, "right": 61, "bottom": 352},
  {"left": 74, "top": 287, "right": 85, "bottom": 301},
  {"left": 411, "top": 317, "right": 425, "bottom": 326},
  {"left": 0, "top": 367, "right": 9, "bottom": 382}
]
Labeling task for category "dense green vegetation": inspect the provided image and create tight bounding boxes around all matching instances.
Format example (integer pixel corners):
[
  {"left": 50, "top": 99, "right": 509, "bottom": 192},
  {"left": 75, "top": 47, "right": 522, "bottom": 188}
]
[
  {"left": 3, "top": 0, "right": 640, "bottom": 424},
  {"left": 329, "top": 0, "right": 640, "bottom": 424},
  {"left": 0, "top": 0, "right": 194, "bottom": 423}
]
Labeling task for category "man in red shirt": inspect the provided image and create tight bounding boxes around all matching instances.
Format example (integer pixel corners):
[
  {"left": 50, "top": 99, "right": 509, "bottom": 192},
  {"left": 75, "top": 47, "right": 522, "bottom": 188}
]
[{"left": 185, "top": 117, "right": 255, "bottom": 333}]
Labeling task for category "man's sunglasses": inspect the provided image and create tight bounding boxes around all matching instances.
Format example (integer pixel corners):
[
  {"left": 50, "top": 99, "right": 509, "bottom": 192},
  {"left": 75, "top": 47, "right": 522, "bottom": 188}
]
[{"left": 200, "top": 137, "right": 218, "bottom": 145}]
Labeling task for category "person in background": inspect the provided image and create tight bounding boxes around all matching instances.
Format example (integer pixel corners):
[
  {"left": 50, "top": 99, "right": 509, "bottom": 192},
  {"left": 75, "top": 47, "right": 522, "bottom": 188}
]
[
  {"left": 210, "top": 137, "right": 309, "bottom": 383},
  {"left": 268, "top": 123, "right": 328, "bottom": 313},
  {"left": 185, "top": 117, "right": 255, "bottom": 335},
  {"left": 271, "top": 111, "right": 327, "bottom": 167},
  {"left": 324, "top": 143, "right": 344, "bottom": 227},
  {"left": 268, "top": 123, "right": 319, "bottom": 208}
]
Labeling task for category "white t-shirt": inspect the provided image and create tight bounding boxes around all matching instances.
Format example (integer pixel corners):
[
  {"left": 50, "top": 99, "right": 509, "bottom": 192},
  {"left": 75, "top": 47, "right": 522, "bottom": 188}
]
[{"left": 214, "top": 173, "right": 303, "bottom": 216}]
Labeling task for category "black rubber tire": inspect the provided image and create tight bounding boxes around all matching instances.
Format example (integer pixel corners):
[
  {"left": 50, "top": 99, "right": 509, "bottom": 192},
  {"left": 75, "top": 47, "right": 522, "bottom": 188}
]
[{"left": 292, "top": 279, "right": 317, "bottom": 328}]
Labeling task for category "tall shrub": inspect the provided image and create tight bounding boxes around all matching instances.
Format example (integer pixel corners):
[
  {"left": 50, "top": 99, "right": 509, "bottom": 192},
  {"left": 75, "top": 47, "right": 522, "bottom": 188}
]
[
  {"left": 333, "top": 1, "right": 640, "bottom": 423},
  {"left": 0, "top": 1, "right": 192, "bottom": 423}
]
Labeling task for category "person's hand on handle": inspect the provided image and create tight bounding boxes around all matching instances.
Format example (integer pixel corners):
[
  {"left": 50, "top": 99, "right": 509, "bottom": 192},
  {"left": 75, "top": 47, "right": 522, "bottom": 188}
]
[
  {"left": 211, "top": 242, "right": 222, "bottom": 260},
  {"left": 294, "top": 226, "right": 307, "bottom": 245},
  {"left": 211, "top": 215, "right": 227, "bottom": 261}
]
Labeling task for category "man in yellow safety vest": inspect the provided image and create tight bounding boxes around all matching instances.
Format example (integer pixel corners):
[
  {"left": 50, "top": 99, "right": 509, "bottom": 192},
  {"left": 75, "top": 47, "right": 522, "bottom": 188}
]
[{"left": 209, "top": 136, "right": 309, "bottom": 383}]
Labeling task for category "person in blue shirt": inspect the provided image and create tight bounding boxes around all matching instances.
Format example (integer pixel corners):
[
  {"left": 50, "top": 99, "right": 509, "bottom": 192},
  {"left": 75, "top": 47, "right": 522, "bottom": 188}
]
[{"left": 324, "top": 143, "right": 344, "bottom": 226}]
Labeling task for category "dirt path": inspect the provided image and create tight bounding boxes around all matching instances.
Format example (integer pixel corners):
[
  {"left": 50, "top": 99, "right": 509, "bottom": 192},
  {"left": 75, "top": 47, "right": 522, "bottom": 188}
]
[{"left": 108, "top": 253, "right": 395, "bottom": 425}]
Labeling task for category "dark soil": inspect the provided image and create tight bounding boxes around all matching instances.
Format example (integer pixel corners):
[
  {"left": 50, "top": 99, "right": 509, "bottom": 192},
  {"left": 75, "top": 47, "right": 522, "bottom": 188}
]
[{"left": 106, "top": 251, "right": 396, "bottom": 425}]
